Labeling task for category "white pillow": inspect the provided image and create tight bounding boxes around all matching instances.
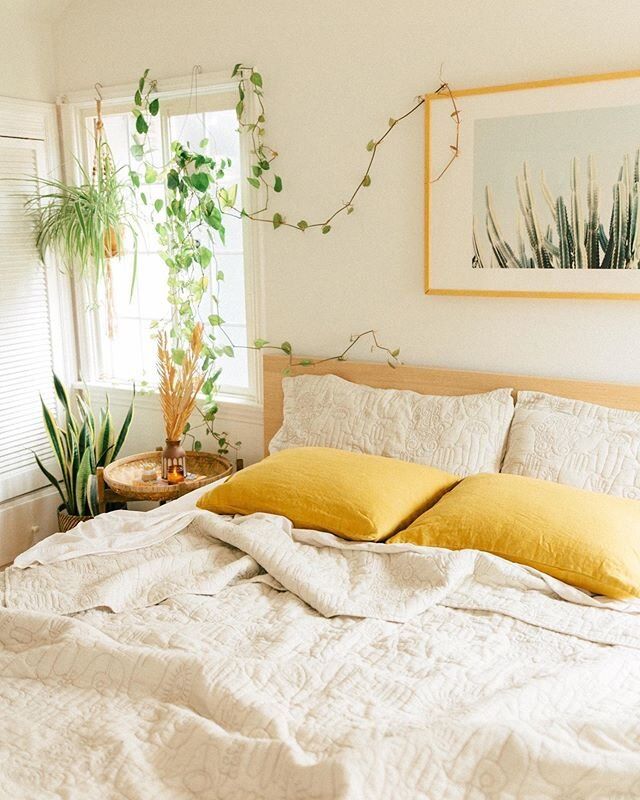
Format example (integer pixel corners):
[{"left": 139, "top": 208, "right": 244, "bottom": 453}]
[
  {"left": 501, "top": 391, "right": 640, "bottom": 499},
  {"left": 269, "top": 374, "right": 514, "bottom": 476}
]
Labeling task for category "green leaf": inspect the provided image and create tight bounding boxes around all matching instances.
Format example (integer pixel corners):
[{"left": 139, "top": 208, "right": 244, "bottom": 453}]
[
  {"left": 208, "top": 314, "right": 223, "bottom": 326},
  {"left": 198, "top": 246, "right": 212, "bottom": 267},
  {"left": 199, "top": 138, "right": 209, "bottom": 148},
  {"left": 280, "top": 341, "right": 292, "bottom": 355},
  {"left": 75, "top": 447, "right": 92, "bottom": 517},
  {"left": 274, "top": 175, "right": 283, "bottom": 193},
  {"left": 134, "top": 90, "right": 142, "bottom": 106},
  {"left": 225, "top": 183, "right": 237, "bottom": 207},
  {"left": 194, "top": 440, "right": 202, "bottom": 453},
  {"left": 140, "top": 192, "right": 147, "bottom": 205},
  {"left": 33, "top": 450, "right": 67, "bottom": 507},
  {"left": 390, "top": 348, "right": 400, "bottom": 358},
  {"left": 154, "top": 198, "right": 163, "bottom": 213},
  {"left": 322, "top": 224, "right": 331, "bottom": 234},
  {"left": 111, "top": 389, "right": 135, "bottom": 462},
  {"left": 53, "top": 373, "right": 77, "bottom": 437},
  {"left": 347, "top": 206, "right": 354, "bottom": 214},
  {"left": 247, "top": 177, "right": 260, "bottom": 189},
  {"left": 272, "top": 212, "right": 283, "bottom": 229},
  {"left": 87, "top": 474, "right": 99, "bottom": 517},
  {"left": 297, "top": 220, "right": 308, "bottom": 231},
  {"left": 366, "top": 140, "right": 376, "bottom": 152},
  {"left": 41, "top": 396, "right": 66, "bottom": 472},
  {"left": 236, "top": 100, "right": 244, "bottom": 119},
  {"left": 222, "top": 345, "right": 234, "bottom": 357},
  {"left": 138, "top": 75, "right": 145, "bottom": 93},
  {"left": 144, "top": 165, "right": 157, "bottom": 184},
  {"left": 191, "top": 172, "right": 210, "bottom": 192},
  {"left": 172, "top": 348, "right": 185, "bottom": 365},
  {"left": 388, "top": 117, "right": 396, "bottom": 127},
  {"left": 231, "top": 63, "right": 242, "bottom": 78},
  {"left": 130, "top": 171, "right": 140, "bottom": 188},
  {"left": 167, "top": 170, "right": 179, "bottom": 190},
  {"left": 362, "top": 174, "right": 371, "bottom": 187},
  {"left": 250, "top": 72, "right": 263, "bottom": 88},
  {"left": 136, "top": 114, "right": 149, "bottom": 135},
  {"left": 149, "top": 98, "right": 159, "bottom": 116},
  {"left": 253, "top": 338, "right": 269, "bottom": 349},
  {"left": 130, "top": 144, "right": 144, "bottom": 161},
  {"left": 252, "top": 165, "right": 262, "bottom": 178}
]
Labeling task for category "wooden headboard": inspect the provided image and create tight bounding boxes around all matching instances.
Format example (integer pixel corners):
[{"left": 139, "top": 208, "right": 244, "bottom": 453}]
[{"left": 263, "top": 354, "right": 640, "bottom": 454}]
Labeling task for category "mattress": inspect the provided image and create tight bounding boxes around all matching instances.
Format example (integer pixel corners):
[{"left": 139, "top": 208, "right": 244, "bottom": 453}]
[{"left": 1, "top": 503, "right": 640, "bottom": 799}]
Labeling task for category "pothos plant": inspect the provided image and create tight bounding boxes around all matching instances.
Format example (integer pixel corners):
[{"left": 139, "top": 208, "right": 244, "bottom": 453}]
[{"left": 128, "top": 67, "right": 459, "bottom": 454}]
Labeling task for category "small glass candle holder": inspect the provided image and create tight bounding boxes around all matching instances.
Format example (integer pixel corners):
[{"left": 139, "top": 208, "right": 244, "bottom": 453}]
[
  {"left": 141, "top": 466, "right": 158, "bottom": 483},
  {"left": 167, "top": 465, "right": 185, "bottom": 485}
]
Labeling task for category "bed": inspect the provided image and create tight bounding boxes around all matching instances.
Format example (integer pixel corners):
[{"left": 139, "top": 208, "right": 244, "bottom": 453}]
[{"left": 1, "top": 356, "right": 640, "bottom": 799}]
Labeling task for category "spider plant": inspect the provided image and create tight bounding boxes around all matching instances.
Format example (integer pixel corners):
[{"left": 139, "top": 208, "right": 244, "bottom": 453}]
[
  {"left": 34, "top": 374, "right": 135, "bottom": 517},
  {"left": 24, "top": 141, "right": 139, "bottom": 296}
]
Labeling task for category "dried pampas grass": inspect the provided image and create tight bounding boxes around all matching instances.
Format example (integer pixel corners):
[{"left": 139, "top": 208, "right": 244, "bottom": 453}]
[{"left": 157, "top": 323, "right": 205, "bottom": 441}]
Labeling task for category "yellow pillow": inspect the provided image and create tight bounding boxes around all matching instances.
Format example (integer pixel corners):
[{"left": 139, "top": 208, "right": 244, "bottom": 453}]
[
  {"left": 197, "top": 447, "right": 459, "bottom": 542},
  {"left": 389, "top": 472, "right": 640, "bottom": 599}
]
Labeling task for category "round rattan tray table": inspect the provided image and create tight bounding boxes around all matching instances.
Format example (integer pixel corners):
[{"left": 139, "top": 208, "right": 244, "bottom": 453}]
[{"left": 98, "top": 450, "right": 232, "bottom": 511}]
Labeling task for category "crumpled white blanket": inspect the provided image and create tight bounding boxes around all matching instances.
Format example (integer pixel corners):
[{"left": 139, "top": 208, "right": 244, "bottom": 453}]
[{"left": 2, "top": 507, "right": 640, "bottom": 799}]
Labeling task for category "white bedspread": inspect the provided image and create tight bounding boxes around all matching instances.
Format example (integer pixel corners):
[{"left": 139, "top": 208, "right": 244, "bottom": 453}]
[{"left": 2, "top": 509, "right": 640, "bottom": 799}]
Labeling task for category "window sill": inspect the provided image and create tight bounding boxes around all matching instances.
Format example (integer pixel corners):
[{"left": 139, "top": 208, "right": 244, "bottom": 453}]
[{"left": 76, "top": 381, "right": 263, "bottom": 426}]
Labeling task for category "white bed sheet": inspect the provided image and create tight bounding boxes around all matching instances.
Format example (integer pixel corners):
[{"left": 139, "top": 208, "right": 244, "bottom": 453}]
[{"left": 2, "top": 505, "right": 640, "bottom": 798}]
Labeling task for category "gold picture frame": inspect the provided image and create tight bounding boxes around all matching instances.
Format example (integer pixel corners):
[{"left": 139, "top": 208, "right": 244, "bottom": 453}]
[{"left": 425, "top": 68, "right": 640, "bottom": 299}]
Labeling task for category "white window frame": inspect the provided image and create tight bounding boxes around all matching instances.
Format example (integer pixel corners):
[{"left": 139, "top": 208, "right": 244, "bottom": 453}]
[{"left": 58, "top": 71, "right": 265, "bottom": 417}]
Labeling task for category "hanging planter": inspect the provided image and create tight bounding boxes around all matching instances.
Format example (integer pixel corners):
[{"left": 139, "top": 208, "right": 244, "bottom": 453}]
[{"left": 25, "top": 86, "right": 138, "bottom": 337}]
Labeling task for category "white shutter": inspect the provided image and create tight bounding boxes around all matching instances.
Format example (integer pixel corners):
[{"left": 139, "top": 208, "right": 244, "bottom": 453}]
[{"left": 0, "top": 137, "right": 58, "bottom": 502}]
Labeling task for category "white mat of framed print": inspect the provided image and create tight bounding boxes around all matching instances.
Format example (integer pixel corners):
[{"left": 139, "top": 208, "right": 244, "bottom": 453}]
[{"left": 425, "top": 70, "right": 640, "bottom": 298}]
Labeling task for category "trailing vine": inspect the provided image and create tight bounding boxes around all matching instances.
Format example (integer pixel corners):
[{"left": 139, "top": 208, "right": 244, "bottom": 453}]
[
  {"left": 230, "top": 63, "right": 460, "bottom": 233},
  {"left": 129, "top": 66, "right": 460, "bottom": 453}
]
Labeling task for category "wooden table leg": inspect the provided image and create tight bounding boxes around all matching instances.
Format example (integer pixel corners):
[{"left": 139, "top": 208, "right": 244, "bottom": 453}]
[{"left": 97, "top": 467, "right": 106, "bottom": 515}]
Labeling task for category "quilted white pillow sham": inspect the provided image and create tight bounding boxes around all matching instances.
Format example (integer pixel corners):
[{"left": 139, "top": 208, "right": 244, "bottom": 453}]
[
  {"left": 501, "top": 391, "right": 640, "bottom": 499},
  {"left": 269, "top": 374, "right": 515, "bottom": 476}
]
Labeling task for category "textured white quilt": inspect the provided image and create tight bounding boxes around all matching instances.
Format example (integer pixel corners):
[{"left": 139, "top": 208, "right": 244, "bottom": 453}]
[{"left": 2, "top": 510, "right": 640, "bottom": 799}]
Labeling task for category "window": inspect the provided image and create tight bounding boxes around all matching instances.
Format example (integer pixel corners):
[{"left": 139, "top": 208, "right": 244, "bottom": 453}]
[
  {"left": 73, "top": 83, "right": 261, "bottom": 402},
  {"left": 0, "top": 101, "right": 64, "bottom": 503}
]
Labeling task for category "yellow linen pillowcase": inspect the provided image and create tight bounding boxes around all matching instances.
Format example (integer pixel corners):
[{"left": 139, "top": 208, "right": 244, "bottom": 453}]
[
  {"left": 389, "top": 472, "right": 640, "bottom": 599},
  {"left": 197, "top": 446, "right": 459, "bottom": 542}
]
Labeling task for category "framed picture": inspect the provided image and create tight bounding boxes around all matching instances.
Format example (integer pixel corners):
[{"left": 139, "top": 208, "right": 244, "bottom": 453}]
[{"left": 425, "top": 69, "right": 640, "bottom": 298}]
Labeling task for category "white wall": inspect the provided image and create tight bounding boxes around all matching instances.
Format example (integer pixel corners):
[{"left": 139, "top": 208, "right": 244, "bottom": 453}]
[
  {"left": 0, "top": 1, "right": 61, "bottom": 101},
  {"left": 51, "top": 0, "right": 640, "bottom": 459},
  {"left": 0, "top": 1, "right": 67, "bottom": 561}
]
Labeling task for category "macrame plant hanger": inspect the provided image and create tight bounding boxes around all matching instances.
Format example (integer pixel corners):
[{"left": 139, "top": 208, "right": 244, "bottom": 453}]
[{"left": 92, "top": 82, "right": 117, "bottom": 338}]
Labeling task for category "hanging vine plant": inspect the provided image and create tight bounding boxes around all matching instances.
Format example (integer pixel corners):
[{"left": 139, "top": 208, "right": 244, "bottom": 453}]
[
  {"left": 128, "top": 66, "right": 459, "bottom": 452},
  {"left": 26, "top": 90, "right": 139, "bottom": 336}
]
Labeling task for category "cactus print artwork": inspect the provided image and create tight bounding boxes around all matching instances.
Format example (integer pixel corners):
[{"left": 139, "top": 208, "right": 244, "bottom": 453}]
[{"left": 472, "top": 103, "right": 640, "bottom": 270}]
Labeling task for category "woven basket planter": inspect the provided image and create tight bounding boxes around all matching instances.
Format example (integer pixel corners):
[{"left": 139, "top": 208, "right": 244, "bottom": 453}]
[{"left": 57, "top": 506, "right": 93, "bottom": 532}]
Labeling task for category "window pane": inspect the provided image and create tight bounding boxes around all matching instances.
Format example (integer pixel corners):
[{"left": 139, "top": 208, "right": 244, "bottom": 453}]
[{"left": 82, "top": 101, "right": 251, "bottom": 395}]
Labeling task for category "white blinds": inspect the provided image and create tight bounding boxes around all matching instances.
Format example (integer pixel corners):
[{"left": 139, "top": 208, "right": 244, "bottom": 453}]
[{"left": 0, "top": 137, "right": 57, "bottom": 502}]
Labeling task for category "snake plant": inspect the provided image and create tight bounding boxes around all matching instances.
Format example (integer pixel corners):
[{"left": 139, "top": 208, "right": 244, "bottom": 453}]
[
  {"left": 34, "top": 375, "right": 135, "bottom": 517},
  {"left": 476, "top": 150, "right": 640, "bottom": 270}
]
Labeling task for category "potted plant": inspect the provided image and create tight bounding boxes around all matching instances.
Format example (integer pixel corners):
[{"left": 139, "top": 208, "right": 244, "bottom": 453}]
[
  {"left": 35, "top": 374, "right": 135, "bottom": 531},
  {"left": 25, "top": 114, "right": 139, "bottom": 337}
]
